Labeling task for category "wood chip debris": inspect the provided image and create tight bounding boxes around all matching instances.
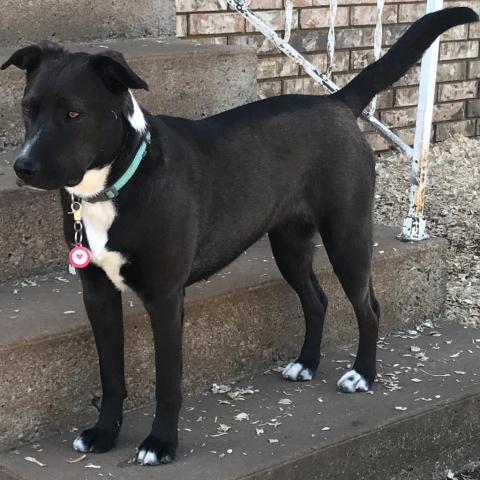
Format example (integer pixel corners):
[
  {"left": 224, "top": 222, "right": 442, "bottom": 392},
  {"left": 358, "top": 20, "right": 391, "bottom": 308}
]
[
  {"left": 24, "top": 456, "right": 46, "bottom": 467},
  {"left": 234, "top": 412, "right": 250, "bottom": 421},
  {"left": 67, "top": 454, "right": 87, "bottom": 463},
  {"left": 375, "top": 135, "right": 480, "bottom": 330}
]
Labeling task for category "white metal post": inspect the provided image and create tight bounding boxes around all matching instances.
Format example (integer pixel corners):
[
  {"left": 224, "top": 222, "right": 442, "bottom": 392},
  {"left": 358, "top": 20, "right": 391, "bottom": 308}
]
[{"left": 400, "top": 0, "right": 443, "bottom": 241}]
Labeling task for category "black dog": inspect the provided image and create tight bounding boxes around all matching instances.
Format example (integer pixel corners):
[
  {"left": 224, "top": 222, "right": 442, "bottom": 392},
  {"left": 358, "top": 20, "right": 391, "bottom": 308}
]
[{"left": 2, "top": 7, "right": 477, "bottom": 465}]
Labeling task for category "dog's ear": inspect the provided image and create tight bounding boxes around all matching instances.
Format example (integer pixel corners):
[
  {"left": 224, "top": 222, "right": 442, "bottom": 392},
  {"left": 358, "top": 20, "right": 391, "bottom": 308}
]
[
  {"left": 1, "top": 45, "right": 44, "bottom": 73},
  {"left": 90, "top": 51, "right": 149, "bottom": 93},
  {"left": 1, "top": 41, "right": 65, "bottom": 74}
]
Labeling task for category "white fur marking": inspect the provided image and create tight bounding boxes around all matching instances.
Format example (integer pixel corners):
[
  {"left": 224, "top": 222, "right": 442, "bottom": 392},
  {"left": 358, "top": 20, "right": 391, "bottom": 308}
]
[
  {"left": 299, "top": 369, "right": 313, "bottom": 381},
  {"left": 337, "top": 369, "right": 369, "bottom": 393},
  {"left": 136, "top": 449, "right": 146, "bottom": 464},
  {"left": 142, "top": 451, "right": 160, "bottom": 466},
  {"left": 282, "top": 362, "right": 313, "bottom": 381},
  {"left": 73, "top": 436, "right": 89, "bottom": 453},
  {"left": 128, "top": 91, "right": 147, "bottom": 134},
  {"left": 81, "top": 201, "right": 127, "bottom": 291},
  {"left": 65, "top": 165, "right": 111, "bottom": 198}
]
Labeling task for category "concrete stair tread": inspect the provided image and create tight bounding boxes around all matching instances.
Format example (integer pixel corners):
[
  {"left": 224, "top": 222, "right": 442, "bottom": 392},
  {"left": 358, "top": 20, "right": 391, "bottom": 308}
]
[
  {"left": 1, "top": 321, "right": 478, "bottom": 480},
  {"left": 0, "top": 0, "right": 175, "bottom": 47},
  {"left": 0, "top": 226, "right": 431, "bottom": 350},
  {"left": 0, "top": 149, "right": 18, "bottom": 195},
  {"left": 0, "top": 234, "right": 286, "bottom": 349},
  {"left": 0, "top": 226, "right": 447, "bottom": 450},
  {"left": 0, "top": 38, "right": 253, "bottom": 62}
]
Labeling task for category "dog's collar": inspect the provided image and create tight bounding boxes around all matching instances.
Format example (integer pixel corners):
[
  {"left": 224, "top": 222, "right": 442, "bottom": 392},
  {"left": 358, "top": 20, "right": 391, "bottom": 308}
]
[{"left": 71, "top": 130, "right": 151, "bottom": 203}]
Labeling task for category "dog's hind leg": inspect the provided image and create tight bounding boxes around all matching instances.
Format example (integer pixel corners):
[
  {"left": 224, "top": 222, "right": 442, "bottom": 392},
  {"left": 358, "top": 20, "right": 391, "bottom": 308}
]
[
  {"left": 321, "top": 218, "right": 380, "bottom": 393},
  {"left": 73, "top": 266, "right": 126, "bottom": 453},
  {"left": 269, "top": 222, "right": 328, "bottom": 382}
]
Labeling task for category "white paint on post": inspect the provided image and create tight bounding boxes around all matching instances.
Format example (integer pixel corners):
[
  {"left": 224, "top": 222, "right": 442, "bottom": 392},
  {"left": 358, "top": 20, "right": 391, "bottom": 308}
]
[
  {"left": 326, "top": 0, "right": 337, "bottom": 77},
  {"left": 369, "top": 0, "right": 384, "bottom": 115},
  {"left": 226, "top": 0, "right": 414, "bottom": 158},
  {"left": 400, "top": 0, "right": 443, "bottom": 241},
  {"left": 284, "top": 0, "right": 293, "bottom": 43}
]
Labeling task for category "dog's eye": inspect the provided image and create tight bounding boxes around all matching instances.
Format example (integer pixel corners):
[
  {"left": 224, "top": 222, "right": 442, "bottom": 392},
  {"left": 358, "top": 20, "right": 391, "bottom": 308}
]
[
  {"left": 22, "top": 105, "right": 31, "bottom": 115},
  {"left": 68, "top": 111, "right": 81, "bottom": 119}
]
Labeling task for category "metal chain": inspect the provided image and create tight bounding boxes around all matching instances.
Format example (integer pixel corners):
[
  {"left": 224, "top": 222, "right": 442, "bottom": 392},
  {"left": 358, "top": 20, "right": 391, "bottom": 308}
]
[{"left": 69, "top": 195, "right": 84, "bottom": 246}]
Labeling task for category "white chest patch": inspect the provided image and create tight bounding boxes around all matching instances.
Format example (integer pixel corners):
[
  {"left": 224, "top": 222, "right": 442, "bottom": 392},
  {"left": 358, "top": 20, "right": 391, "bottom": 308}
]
[{"left": 82, "top": 201, "right": 127, "bottom": 291}]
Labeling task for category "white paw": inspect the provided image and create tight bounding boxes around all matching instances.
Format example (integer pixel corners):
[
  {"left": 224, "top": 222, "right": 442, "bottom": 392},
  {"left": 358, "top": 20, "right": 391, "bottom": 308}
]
[
  {"left": 73, "top": 436, "right": 89, "bottom": 453},
  {"left": 137, "top": 449, "right": 161, "bottom": 466},
  {"left": 337, "top": 369, "right": 370, "bottom": 393},
  {"left": 282, "top": 362, "right": 313, "bottom": 381}
]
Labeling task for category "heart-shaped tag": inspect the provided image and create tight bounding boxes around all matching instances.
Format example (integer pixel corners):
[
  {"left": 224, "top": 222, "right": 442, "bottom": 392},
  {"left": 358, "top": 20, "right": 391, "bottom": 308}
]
[{"left": 69, "top": 246, "right": 92, "bottom": 269}]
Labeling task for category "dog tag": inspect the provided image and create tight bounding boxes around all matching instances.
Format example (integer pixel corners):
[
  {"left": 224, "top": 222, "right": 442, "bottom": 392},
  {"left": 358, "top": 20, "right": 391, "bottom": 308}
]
[{"left": 69, "top": 245, "right": 91, "bottom": 269}]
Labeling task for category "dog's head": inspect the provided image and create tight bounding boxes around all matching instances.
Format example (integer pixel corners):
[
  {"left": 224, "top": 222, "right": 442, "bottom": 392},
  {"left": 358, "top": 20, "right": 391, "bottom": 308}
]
[{"left": 1, "top": 41, "right": 149, "bottom": 192}]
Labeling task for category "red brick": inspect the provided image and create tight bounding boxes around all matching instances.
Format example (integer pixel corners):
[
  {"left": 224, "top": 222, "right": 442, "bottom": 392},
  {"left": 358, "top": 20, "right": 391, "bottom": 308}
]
[
  {"left": 229, "top": 34, "right": 277, "bottom": 54},
  {"left": 249, "top": 0, "right": 284, "bottom": 8},
  {"left": 437, "top": 80, "right": 477, "bottom": 102},
  {"left": 189, "top": 12, "right": 245, "bottom": 34},
  {"left": 246, "top": 10, "right": 299, "bottom": 32},
  {"left": 469, "top": 60, "right": 480, "bottom": 79},
  {"left": 257, "top": 80, "right": 282, "bottom": 98},
  {"left": 304, "top": 50, "right": 350, "bottom": 72},
  {"left": 470, "top": 21, "right": 480, "bottom": 39},
  {"left": 435, "top": 119, "right": 476, "bottom": 141},
  {"left": 283, "top": 76, "right": 329, "bottom": 94},
  {"left": 176, "top": 0, "right": 227, "bottom": 12},
  {"left": 300, "top": 6, "right": 349, "bottom": 29},
  {"left": 258, "top": 55, "right": 299, "bottom": 79},
  {"left": 176, "top": 15, "right": 188, "bottom": 37},
  {"left": 398, "top": 3, "right": 424, "bottom": 23},
  {"left": 350, "top": 4, "right": 398, "bottom": 26},
  {"left": 394, "top": 86, "right": 418, "bottom": 107},
  {"left": 439, "top": 40, "right": 479, "bottom": 61}
]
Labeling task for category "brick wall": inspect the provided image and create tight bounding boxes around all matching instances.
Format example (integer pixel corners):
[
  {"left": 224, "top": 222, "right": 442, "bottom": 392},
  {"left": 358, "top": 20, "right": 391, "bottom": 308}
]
[{"left": 176, "top": 0, "right": 480, "bottom": 150}]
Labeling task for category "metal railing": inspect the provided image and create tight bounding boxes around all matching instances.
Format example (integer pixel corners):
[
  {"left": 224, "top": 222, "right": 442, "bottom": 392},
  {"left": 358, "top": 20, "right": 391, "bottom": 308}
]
[{"left": 227, "top": 0, "right": 443, "bottom": 241}]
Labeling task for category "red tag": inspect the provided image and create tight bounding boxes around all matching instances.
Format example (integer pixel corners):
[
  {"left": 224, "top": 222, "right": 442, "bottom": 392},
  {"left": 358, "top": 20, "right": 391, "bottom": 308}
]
[{"left": 69, "top": 246, "right": 92, "bottom": 269}]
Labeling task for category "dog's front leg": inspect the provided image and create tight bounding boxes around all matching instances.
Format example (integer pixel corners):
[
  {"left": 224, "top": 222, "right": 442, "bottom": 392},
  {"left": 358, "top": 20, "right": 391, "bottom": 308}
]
[
  {"left": 136, "top": 288, "right": 184, "bottom": 465},
  {"left": 73, "top": 266, "right": 126, "bottom": 453}
]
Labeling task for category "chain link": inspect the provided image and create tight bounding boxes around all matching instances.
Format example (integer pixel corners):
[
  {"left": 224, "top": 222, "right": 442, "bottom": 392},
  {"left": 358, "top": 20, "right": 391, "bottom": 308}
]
[{"left": 69, "top": 195, "right": 83, "bottom": 246}]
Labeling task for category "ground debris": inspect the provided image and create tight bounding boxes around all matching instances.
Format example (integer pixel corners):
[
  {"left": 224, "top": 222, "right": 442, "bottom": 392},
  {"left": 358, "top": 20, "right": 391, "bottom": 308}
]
[
  {"left": 375, "top": 135, "right": 480, "bottom": 328},
  {"left": 24, "top": 456, "right": 46, "bottom": 467}
]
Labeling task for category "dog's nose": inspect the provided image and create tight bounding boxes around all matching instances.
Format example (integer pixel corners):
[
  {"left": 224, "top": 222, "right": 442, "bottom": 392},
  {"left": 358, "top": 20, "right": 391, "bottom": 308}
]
[{"left": 14, "top": 156, "right": 40, "bottom": 179}]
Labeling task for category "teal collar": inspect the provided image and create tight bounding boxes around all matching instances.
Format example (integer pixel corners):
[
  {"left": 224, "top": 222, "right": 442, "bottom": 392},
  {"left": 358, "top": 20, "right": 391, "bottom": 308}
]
[{"left": 74, "top": 130, "right": 151, "bottom": 203}]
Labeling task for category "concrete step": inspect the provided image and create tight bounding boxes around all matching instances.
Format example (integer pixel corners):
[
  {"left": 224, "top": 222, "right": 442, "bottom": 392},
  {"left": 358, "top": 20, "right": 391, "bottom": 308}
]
[
  {"left": 0, "top": 226, "right": 447, "bottom": 450},
  {"left": 0, "top": 39, "right": 256, "bottom": 281},
  {"left": 0, "top": 38, "right": 256, "bottom": 148},
  {"left": 0, "top": 321, "right": 477, "bottom": 480},
  {"left": 0, "top": 0, "right": 175, "bottom": 47}
]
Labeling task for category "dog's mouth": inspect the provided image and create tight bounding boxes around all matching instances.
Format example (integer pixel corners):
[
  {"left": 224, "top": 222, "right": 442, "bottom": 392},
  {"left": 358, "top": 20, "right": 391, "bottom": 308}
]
[{"left": 14, "top": 172, "right": 82, "bottom": 191}]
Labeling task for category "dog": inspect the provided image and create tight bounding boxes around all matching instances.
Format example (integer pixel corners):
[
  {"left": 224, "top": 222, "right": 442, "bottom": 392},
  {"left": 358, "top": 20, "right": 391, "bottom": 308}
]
[{"left": 2, "top": 7, "right": 477, "bottom": 465}]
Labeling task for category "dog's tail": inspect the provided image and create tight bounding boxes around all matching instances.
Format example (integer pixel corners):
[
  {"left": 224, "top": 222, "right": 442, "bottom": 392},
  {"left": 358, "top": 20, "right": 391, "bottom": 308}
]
[{"left": 335, "top": 7, "right": 479, "bottom": 117}]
